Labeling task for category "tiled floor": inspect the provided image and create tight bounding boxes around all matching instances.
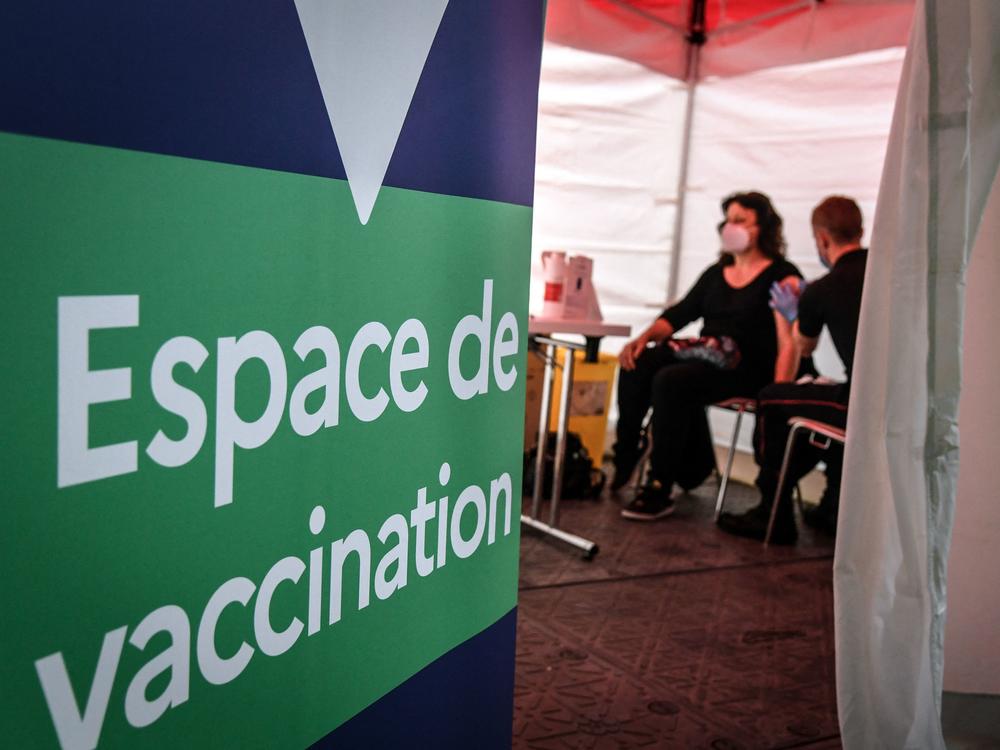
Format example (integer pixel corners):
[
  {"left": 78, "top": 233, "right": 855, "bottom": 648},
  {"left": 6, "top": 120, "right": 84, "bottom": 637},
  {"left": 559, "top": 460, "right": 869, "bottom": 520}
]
[{"left": 515, "top": 477, "right": 840, "bottom": 749}]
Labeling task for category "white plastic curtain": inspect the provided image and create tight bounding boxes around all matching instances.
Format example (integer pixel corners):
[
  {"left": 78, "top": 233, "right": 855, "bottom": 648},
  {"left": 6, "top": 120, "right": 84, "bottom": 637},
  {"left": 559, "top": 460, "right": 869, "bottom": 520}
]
[{"left": 834, "top": 1, "right": 1000, "bottom": 746}]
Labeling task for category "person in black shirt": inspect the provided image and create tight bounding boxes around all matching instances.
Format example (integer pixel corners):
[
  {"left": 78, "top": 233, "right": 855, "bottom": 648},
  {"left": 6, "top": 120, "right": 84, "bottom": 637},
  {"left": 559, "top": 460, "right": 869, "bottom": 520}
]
[
  {"left": 718, "top": 195, "right": 868, "bottom": 543},
  {"left": 615, "top": 191, "right": 802, "bottom": 520}
]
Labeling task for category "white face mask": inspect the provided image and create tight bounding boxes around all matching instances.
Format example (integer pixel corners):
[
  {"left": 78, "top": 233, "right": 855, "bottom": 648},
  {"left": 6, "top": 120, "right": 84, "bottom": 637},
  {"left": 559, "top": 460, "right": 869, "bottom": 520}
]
[{"left": 721, "top": 223, "right": 751, "bottom": 253}]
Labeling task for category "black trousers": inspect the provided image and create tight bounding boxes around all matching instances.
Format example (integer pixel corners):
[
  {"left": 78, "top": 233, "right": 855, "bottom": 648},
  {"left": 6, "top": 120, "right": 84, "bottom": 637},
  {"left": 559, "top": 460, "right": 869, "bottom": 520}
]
[
  {"left": 753, "top": 381, "right": 850, "bottom": 521},
  {"left": 615, "top": 344, "right": 758, "bottom": 492}
]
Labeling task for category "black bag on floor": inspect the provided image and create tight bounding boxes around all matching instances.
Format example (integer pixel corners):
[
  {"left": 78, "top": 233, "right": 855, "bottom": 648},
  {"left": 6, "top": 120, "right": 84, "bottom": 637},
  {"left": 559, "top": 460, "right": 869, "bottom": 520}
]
[{"left": 523, "top": 431, "right": 606, "bottom": 500}]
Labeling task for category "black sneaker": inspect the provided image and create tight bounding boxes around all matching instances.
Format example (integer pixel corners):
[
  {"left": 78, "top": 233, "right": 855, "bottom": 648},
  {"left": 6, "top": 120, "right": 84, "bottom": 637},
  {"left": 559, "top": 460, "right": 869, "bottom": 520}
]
[
  {"left": 717, "top": 504, "right": 797, "bottom": 545},
  {"left": 620, "top": 481, "right": 675, "bottom": 521}
]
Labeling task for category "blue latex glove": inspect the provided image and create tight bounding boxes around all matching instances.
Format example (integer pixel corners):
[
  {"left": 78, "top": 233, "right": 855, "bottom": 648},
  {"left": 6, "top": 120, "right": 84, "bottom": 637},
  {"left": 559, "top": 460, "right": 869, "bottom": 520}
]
[{"left": 769, "top": 279, "right": 805, "bottom": 322}]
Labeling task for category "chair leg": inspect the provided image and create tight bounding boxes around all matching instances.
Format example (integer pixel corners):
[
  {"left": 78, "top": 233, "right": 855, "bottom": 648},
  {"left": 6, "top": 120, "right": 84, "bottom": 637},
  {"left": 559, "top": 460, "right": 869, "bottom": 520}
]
[
  {"left": 633, "top": 416, "right": 653, "bottom": 490},
  {"left": 766, "top": 423, "right": 803, "bottom": 547},
  {"left": 714, "top": 405, "right": 745, "bottom": 521},
  {"left": 636, "top": 447, "right": 652, "bottom": 489}
]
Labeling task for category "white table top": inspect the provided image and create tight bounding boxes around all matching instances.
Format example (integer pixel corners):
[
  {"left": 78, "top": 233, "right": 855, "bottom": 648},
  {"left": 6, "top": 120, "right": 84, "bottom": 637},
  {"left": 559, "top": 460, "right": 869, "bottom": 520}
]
[{"left": 528, "top": 316, "right": 631, "bottom": 338}]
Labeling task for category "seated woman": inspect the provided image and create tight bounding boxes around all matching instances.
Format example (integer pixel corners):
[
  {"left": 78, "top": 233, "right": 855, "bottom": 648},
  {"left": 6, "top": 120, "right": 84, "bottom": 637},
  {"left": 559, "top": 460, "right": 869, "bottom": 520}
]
[{"left": 614, "top": 191, "right": 801, "bottom": 520}]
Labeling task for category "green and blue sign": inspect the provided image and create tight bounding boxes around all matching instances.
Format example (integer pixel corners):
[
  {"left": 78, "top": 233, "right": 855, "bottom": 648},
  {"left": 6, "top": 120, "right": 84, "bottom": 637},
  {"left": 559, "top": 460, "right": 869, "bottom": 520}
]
[{"left": 0, "top": 2, "right": 544, "bottom": 747}]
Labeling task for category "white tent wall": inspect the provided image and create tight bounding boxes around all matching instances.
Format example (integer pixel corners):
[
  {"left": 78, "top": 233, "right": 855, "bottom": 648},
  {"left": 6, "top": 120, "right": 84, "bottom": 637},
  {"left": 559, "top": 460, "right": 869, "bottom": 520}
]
[
  {"left": 530, "top": 43, "right": 688, "bottom": 340},
  {"left": 531, "top": 43, "right": 904, "bottom": 452},
  {"left": 677, "top": 47, "right": 906, "bottom": 303},
  {"left": 944, "top": 166, "right": 1000, "bottom": 696}
]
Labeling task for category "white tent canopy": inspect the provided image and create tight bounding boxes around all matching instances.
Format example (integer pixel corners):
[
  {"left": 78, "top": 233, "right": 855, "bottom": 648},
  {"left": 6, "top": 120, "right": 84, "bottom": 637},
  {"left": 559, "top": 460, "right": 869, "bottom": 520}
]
[{"left": 530, "top": 1, "right": 1000, "bottom": 747}]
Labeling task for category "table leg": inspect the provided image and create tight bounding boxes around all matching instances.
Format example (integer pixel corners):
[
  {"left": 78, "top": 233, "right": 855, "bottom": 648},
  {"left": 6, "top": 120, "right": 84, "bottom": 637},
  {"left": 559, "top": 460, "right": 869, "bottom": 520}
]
[
  {"left": 521, "top": 337, "right": 599, "bottom": 560},
  {"left": 520, "top": 515, "right": 598, "bottom": 559},
  {"left": 548, "top": 347, "right": 575, "bottom": 528},
  {"left": 531, "top": 342, "right": 555, "bottom": 520}
]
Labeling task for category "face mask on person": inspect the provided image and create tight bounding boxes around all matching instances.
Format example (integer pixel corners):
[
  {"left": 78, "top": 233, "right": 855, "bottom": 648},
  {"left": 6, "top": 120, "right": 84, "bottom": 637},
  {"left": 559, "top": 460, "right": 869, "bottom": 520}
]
[
  {"left": 721, "top": 223, "right": 751, "bottom": 254},
  {"left": 814, "top": 229, "right": 833, "bottom": 269}
]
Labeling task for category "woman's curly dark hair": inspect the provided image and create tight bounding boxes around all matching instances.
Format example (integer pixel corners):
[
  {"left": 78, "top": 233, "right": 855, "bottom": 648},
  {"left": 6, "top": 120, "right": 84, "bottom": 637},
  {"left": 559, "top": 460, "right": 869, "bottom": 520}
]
[{"left": 719, "top": 191, "right": 787, "bottom": 261}]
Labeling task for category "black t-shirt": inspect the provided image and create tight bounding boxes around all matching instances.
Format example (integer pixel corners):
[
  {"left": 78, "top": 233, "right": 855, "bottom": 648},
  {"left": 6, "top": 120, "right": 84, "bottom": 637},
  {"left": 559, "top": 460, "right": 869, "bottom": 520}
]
[
  {"left": 660, "top": 257, "right": 802, "bottom": 387},
  {"left": 797, "top": 248, "right": 867, "bottom": 378}
]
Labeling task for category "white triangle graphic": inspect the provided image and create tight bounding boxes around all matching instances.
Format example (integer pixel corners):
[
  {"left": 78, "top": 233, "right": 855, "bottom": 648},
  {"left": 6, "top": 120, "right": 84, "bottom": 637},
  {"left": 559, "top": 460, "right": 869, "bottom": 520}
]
[{"left": 293, "top": 0, "right": 450, "bottom": 225}]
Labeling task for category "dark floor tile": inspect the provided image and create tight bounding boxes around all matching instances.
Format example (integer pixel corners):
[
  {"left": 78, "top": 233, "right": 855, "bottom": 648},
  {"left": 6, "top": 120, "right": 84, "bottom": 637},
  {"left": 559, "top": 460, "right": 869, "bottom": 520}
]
[
  {"left": 942, "top": 692, "right": 1000, "bottom": 749},
  {"left": 515, "top": 616, "right": 758, "bottom": 749},
  {"left": 519, "top": 480, "right": 835, "bottom": 590},
  {"left": 516, "top": 477, "right": 840, "bottom": 750}
]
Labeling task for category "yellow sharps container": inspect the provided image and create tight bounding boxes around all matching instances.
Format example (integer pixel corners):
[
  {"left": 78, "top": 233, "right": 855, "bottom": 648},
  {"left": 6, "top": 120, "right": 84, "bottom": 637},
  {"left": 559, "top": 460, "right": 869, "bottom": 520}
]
[{"left": 522, "top": 348, "right": 618, "bottom": 463}]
